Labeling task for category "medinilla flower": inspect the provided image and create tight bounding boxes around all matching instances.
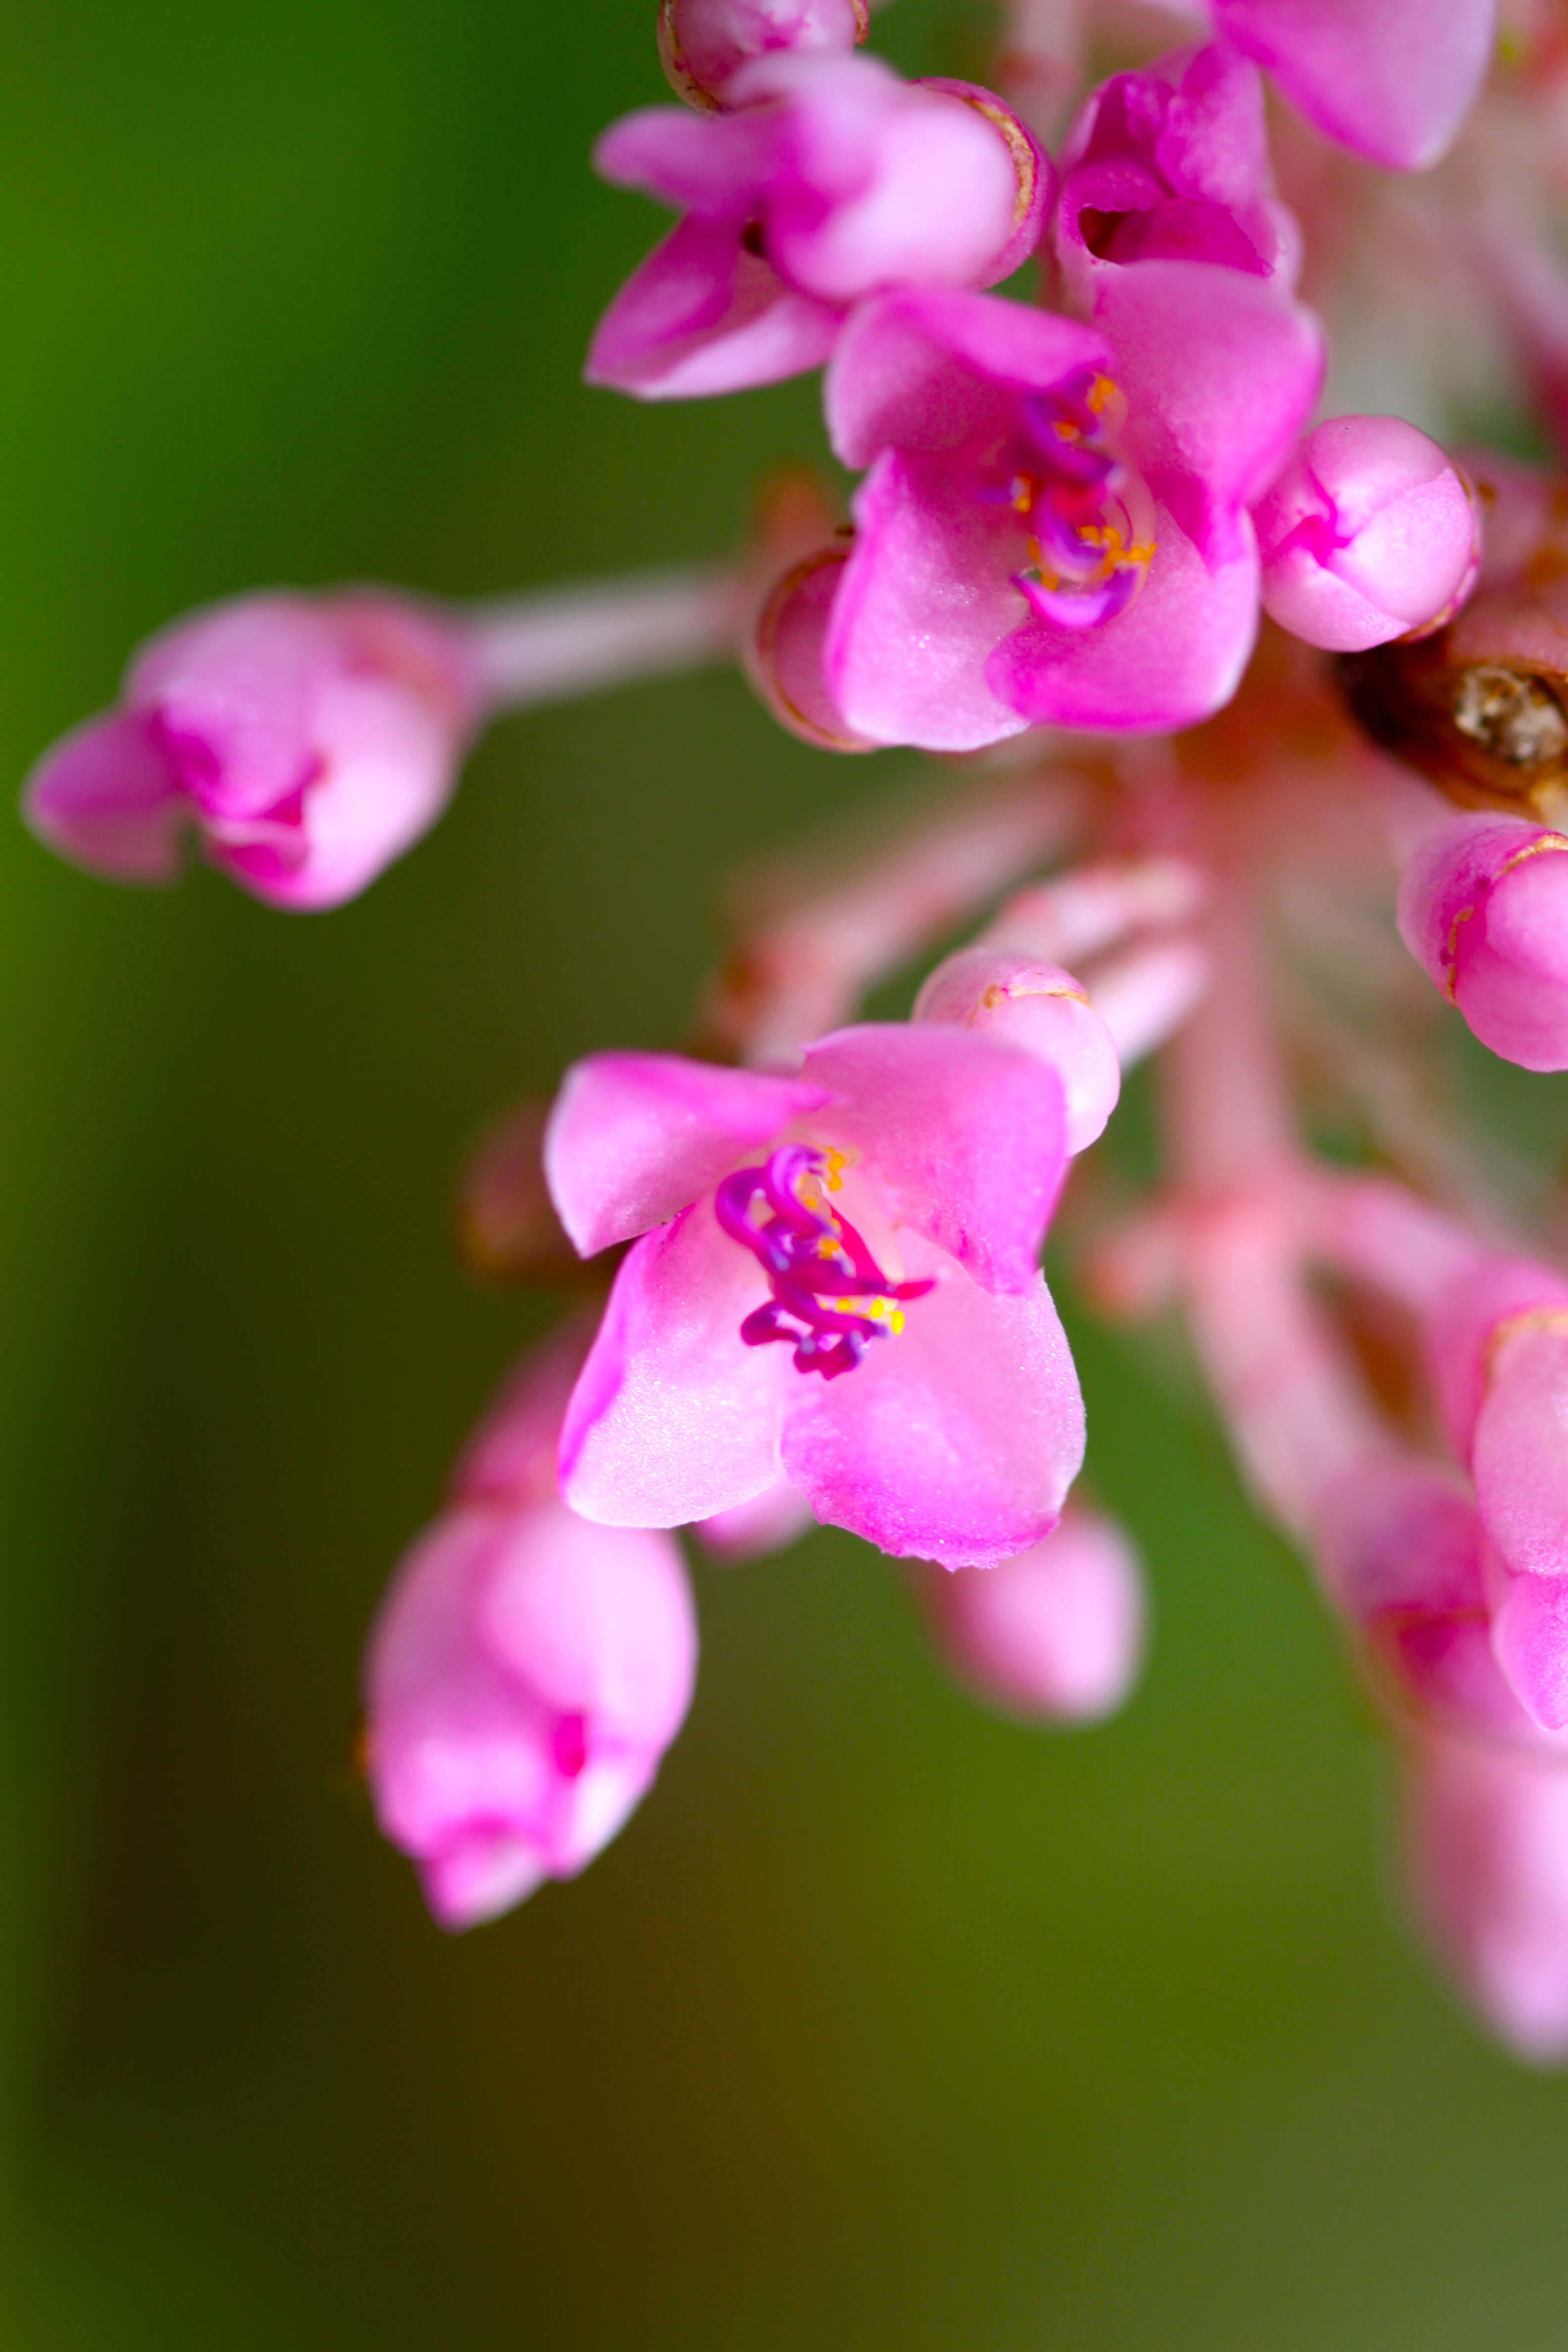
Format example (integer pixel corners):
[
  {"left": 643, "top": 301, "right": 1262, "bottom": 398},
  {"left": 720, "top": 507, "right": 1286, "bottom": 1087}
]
[
  {"left": 1203, "top": 0, "right": 1498, "bottom": 172},
  {"left": 763, "top": 269, "right": 1321, "bottom": 750},
  {"left": 586, "top": 52, "right": 1048, "bottom": 399},
  {"left": 1054, "top": 41, "right": 1301, "bottom": 309},
  {"left": 543, "top": 1032, "right": 1085, "bottom": 1567},
  {"left": 656, "top": 0, "right": 868, "bottom": 113}
]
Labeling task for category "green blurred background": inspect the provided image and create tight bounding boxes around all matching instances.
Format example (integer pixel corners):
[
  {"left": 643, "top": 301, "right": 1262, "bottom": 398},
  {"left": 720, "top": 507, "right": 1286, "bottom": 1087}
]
[{"left": 5, "top": 2, "right": 1568, "bottom": 2344}]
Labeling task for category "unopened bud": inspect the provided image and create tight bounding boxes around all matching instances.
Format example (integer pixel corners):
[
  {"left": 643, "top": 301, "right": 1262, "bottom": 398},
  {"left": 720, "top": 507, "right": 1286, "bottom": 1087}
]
[
  {"left": 1255, "top": 416, "right": 1477, "bottom": 654},
  {"left": 658, "top": 0, "right": 867, "bottom": 112},
  {"left": 913, "top": 947, "right": 1120, "bottom": 1154},
  {"left": 1397, "top": 811, "right": 1568, "bottom": 1070}
]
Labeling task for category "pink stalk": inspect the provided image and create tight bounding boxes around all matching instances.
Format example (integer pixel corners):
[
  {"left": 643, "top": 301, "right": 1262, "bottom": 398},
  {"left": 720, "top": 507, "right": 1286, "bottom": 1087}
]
[
  {"left": 704, "top": 764, "right": 1088, "bottom": 1066},
  {"left": 463, "top": 565, "right": 742, "bottom": 715},
  {"left": 978, "top": 856, "right": 1209, "bottom": 968},
  {"left": 1086, "top": 934, "right": 1211, "bottom": 1070}
]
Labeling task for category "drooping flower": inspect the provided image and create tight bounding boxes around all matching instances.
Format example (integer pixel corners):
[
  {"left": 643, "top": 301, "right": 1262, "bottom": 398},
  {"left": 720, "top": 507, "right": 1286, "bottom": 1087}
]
[
  {"left": 775, "top": 271, "right": 1321, "bottom": 750},
  {"left": 657, "top": 0, "right": 868, "bottom": 113},
  {"left": 23, "top": 591, "right": 482, "bottom": 911},
  {"left": 1254, "top": 415, "right": 1479, "bottom": 654},
  {"left": 364, "top": 1321, "right": 697, "bottom": 1929},
  {"left": 1054, "top": 42, "right": 1300, "bottom": 310},
  {"left": 543, "top": 1035, "right": 1084, "bottom": 1567},
  {"left": 1206, "top": 0, "right": 1498, "bottom": 172},
  {"left": 907, "top": 1504, "right": 1147, "bottom": 1722},
  {"left": 586, "top": 53, "right": 1048, "bottom": 399}
]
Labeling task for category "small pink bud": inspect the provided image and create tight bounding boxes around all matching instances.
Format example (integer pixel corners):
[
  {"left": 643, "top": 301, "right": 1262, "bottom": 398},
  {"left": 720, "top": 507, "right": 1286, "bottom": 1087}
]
[
  {"left": 746, "top": 546, "right": 876, "bottom": 752},
  {"left": 657, "top": 0, "right": 867, "bottom": 112},
  {"left": 365, "top": 1498, "right": 696, "bottom": 1930},
  {"left": 913, "top": 947, "right": 1121, "bottom": 1155},
  {"left": 696, "top": 1476, "right": 817, "bottom": 1561},
  {"left": 1404, "top": 1733, "right": 1568, "bottom": 2063},
  {"left": 908, "top": 1506, "right": 1146, "bottom": 1723},
  {"left": 457, "top": 1099, "right": 585, "bottom": 1286},
  {"left": 1397, "top": 812, "right": 1568, "bottom": 1071},
  {"left": 24, "top": 591, "right": 480, "bottom": 911},
  {"left": 1254, "top": 416, "right": 1478, "bottom": 653}
]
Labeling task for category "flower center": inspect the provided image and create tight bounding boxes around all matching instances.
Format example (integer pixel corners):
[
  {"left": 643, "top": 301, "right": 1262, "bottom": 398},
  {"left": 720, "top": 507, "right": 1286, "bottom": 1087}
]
[
  {"left": 715, "top": 1145, "right": 933, "bottom": 1381},
  {"left": 980, "top": 367, "right": 1156, "bottom": 632}
]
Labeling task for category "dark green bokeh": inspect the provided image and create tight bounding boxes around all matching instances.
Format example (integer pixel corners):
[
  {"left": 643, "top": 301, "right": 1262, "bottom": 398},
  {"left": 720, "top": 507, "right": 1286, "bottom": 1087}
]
[{"left": 5, "top": 5, "right": 1568, "bottom": 2344}]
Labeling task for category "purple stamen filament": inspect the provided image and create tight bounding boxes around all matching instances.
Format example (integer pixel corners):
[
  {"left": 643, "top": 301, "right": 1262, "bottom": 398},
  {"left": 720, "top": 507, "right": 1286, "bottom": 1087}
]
[
  {"left": 715, "top": 1145, "right": 934, "bottom": 1380},
  {"left": 974, "top": 366, "right": 1155, "bottom": 631}
]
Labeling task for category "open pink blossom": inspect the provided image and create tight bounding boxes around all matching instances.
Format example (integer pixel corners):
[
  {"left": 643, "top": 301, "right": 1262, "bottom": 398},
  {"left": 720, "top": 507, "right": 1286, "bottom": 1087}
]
[
  {"left": 908, "top": 1503, "right": 1146, "bottom": 1721},
  {"left": 1055, "top": 43, "right": 1299, "bottom": 312},
  {"left": 1397, "top": 814, "right": 1568, "bottom": 1072},
  {"left": 658, "top": 0, "right": 867, "bottom": 112},
  {"left": 1404, "top": 1732, "right": 1568, "bottom": 2063},
  {"left": 586, "top": 54, "right": 1047, "bottom": 399},
  {"left": 1206, "top": 0, "right": 1497, "bottom": 172},
  {"left": 1254, "top": 416, "right": 1479, "bottom": 653},
  {"left": 364, "top": 1322, "right": 697, "bottom": 1930},
  {"left": 545, "top": 1034, "right": 1085, "bottom": 1568},
  {"left": 23, "top": 591, "right": 480, "bottom": 910},
  {"left": 799, "top": 271, "right": 1321, "bottom": 749}
]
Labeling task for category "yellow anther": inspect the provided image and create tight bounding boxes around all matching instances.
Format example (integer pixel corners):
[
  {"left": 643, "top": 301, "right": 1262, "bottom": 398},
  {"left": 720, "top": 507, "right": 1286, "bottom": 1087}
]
[
  {"left": 1010, "top": 474, "right": 1036, "bottom": 515},
  {"left": 824, "top": 1147, "right": 847, "bottom": 1193},
  {"left": 1053, "top": 419, "right": 1080, "bottom": 442},
  {"left": 817, "top": 1235, "right": 839, "bottom": 1259},
  {"left": 868, "top": 1297, "right": 886, "bottom": 1320},
  {"left": 889, "top": 1309, "right": 905, "bottom": 1335},
  {"left": 836, "top": 1297, "right": 853, "bottom": 1314},
  {"left": 1086, "top": 374, "right": 1117, "bottom": 414}
]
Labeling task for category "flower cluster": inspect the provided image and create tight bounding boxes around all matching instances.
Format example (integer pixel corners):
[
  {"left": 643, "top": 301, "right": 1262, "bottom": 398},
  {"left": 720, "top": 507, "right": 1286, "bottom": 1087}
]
[{"left": 41, "top": 0, "right": 1568, "bottom": 2068}]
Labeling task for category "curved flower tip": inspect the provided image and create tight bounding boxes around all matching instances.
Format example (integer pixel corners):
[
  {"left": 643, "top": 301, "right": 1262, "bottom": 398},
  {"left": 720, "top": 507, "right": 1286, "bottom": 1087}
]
[
  {"left": 914, "top": 945, "right": 1121, "bottom": 1154},
  {"left": 1404, "top": 1733, "right": 1568, "bottom": 2062},
  {"left": 1255, "top": 417, "right": 1479, "bottom": 654},
  {"left": 1397, "top": 812, "right": 1568, "bottom": 1071},
  {"left": 657, "top": 0, "right": 867, "bottom": 113},
  {"left": 1212, "top": 0, "right": 1497, "bottom": 172},
  {"left": 747, "top": 547, "right": 879, "bottom": 750},
  {"left": 816, "top": 273, "right": 1320, "bottom": 748},
  {"left": 1056, "top": 41, "right": 1299, "bottom": 311},
  {"left": 364, "top": 1497, "right": 696, "bottom": 1930},
  {"left": 587, "top": 57, "right": 1044, "bottom": 401},
  {"left": 552, "top": 1026, "right": 1084, "bottom": 1567},
  {"left": 24, "top": 592, "right": 481, "bottom": 911},
  {"left": 908, "top": 1505, "right": 1146, "bottom": 1722}
]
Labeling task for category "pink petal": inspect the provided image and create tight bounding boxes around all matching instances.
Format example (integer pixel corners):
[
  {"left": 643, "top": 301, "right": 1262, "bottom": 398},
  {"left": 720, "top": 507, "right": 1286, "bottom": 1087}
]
[
  {"left": 586, "top": 214, "right": 842, "bottom": 398},
  {"left": 780, "top": 1251, "right": 1085, "bottom": 1567},
  {"left": 480, "top": 1500, "right": 697, "bottom": 1749},
  {"left": 451, "top": 1316, "right": 598, "bottom": 1508},
  {"left": 1472, "top": 1319, "right": 1568, "bottom": 1581},
  {"left": 22, "top": 709, "right": 184, "bottom": 885},
  {"left": 825, "top": 285, "right": 1108, "bottom": 469},
  {"left": 593, "top": 102, "right": 777, "bottom": 213},
  {"left": 986, "top": 499, "right": 1260, "bottom": 733},
  {"left": 697, "top": 1477, "right": 817, "bottom": 1561},
  {"left": 559, "top": 1202, "right": 787, "bottom": 1526},
  {"left": 1214, "top": 0, "right": 1495, "bottom": 171},
  {"left": 1094, "top": 261, "right": 1323, "bottom": 563},
  {"left": 545, "top": 1050, "right": 831, "bottom": 1257},
  {"left": 800, "top": 1021, "right": 1067, "bottom": 1292},
  {"left": 128, "top": 595, "right": 331, "bottom": 820},
  {"left": 1492, "top": 1564, "right": 1568, "bottom": 1734},
  {"left": 824, "top": 448, "right": 1034, "bottom": 750}
]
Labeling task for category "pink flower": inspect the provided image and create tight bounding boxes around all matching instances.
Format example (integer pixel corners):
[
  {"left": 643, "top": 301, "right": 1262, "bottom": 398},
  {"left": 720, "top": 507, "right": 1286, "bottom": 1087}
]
[
  {"left": 657, "top": 0, "right": 867, "bottom": 113},
  {"left": 912, "top": 945, "right": 1121, "bottom": 1154},
  {"left": 586, "top": 54, "right": 1047, "bottom": 400},
  {"left": 1207, "top": 0, "right": 1497, "bottom": 172},
  {"left": 797, "top": 271, "right": 1321, "bottom": 749},
  {"left": 544, "top": 1035, "right": 1085, "bottom": 1568},
  {"left": 1055, "top": 43, "right": 1300, "bottom": 311},
  {"left": 908, "top": 1504, "right": 1146, "bottom": 1721},
  {"left": 1404, "top": 1732, "right": 1568, "bottom": 2062},
  {"left": 23, "top": 591, "right": 479, "bottom": 911},
  {"left": 1254, "top": 416, "right": 1479, "bottom": 653},
  {"left": 364, "top": 1323, "right": 697, "bottom": 1930},
  {"left": 1397, "top": 813, "right": 1568, "bottom": 1071}
]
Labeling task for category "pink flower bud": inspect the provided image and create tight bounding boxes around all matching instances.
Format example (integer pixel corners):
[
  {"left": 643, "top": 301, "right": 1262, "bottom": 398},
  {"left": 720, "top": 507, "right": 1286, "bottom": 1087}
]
[
  {"left": 24, "top": 591, "right": 479, "bottom": 910},
  {"left": 365, "top": 1497, "right": 696, "bottom": 1929},
  {"left": 1397, "top": 812, "right": 1568, "bottom": 1071},
  {"left": 1404, "top": 1733, "right": 1568, "bottom": 2063},
  {"left": 908, "top": 1506, "right": 1146, "bottom": 1722},
  {"left": 913, "top": 947, "right": 1121, "bottom": 1154},
  {"left": 696, "top": 1475, "right": 817, "bottom": 1561},
  {"left": 746, "top": 547, "right": 876, "bottom": 751},
  {"left": 457, "top": 1099, "right": 586, "bottom": 1286},
  {"left": 657, "top": 0, "right": 867, "bottom": 112},
  {"left": 1254, "top": 417, "right": 1478, "bottom": 654}
]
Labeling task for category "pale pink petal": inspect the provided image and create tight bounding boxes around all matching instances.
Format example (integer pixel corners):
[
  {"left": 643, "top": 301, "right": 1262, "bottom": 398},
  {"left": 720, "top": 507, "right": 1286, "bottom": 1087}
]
[
  {"left": 697, "top": 1477, "right": 817, "bottom": 1561},
  {"left": 545, "top": 1050, "right": 831, "bottom": 1257},
  {"left": 800, "top": 1021, "right": 1067, "bottom": 1292},
  {"left": 1214, "top": 0, "right": 1495, "bottom": 171},
  {"left": 585, "top": 214, "right": 842, "bottom": 399},
  {"left": 824, "top": 449, "right": 1033, "bottom": 750},
  {"left": 127, "top": 595, "right": 330, "bottom": 820},
  {"left": 1472, "top": 1320, "right": 1568, "bottom": 1582},
  {"left": 594, "top": 102, "right": 777, "bottom": 213},
  {"left": 911, "top": 1504, "right": 1146, "bottom": 1720},
  {"left": 22, "top": 710, "right": 184, "bottom": 885},
  {"left": 1492, "top": 1564, "right": 1568, "bottom": 1734},
  {"left": 1094, "top": 261, "right": 1323, "bottom": 562},
  {"left": 824, "top": 285, "right": 1108, "bottom": 469},
  {"left": 452, "top": 1317, "right": 598, "bottom": 1507},
  {"left": 780, "top": 1252, "right": 1085, "bottom": 1567},
  {"left": 560, "top": 1203, "right": 787, "bottom": 1526},
  {"left": 986, "top": 501, "right": 1260, "bottom": 733}
]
